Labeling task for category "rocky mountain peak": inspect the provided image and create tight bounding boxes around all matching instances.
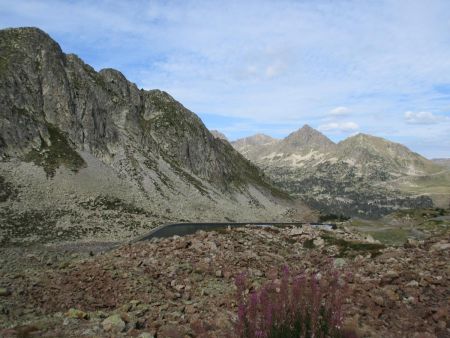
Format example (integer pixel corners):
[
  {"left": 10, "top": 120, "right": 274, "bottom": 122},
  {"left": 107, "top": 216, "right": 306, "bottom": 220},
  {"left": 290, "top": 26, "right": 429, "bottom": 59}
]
[
  {"left": 0, "top": 26, "right": 63, "bottom": 60},
  {"left": 339, "top": 133, "right": 422, "bottom": 159},
  {"left": 283, "top": 124, "right": 335, "bottom": 152},
  {"left": 232, "top": 134, "right": 278, "bottom": 148}
]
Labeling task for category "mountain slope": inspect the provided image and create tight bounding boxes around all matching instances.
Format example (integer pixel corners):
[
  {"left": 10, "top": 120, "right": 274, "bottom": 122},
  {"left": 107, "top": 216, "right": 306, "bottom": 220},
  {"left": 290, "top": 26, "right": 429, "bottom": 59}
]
[
  {"left": 233, "top": 127, "right": 448, "bottom": 218},
  {"left": 210, "top": 130, "right": 228, "bottom": 141},
  {"left": 433, "top": 158, "right": 450, "bottom": 169},
  {"left": 0, "top": 27, "right": 313, "bottom": 244}
]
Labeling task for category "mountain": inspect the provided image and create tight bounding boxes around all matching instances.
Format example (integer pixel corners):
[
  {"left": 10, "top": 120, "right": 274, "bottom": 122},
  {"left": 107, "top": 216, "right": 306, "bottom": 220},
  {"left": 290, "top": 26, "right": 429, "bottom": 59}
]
[
  {"left": 0, "top": 27, "right": 314, "bottom": 244},
  {"left": 433, "top": 158, "right": 450, "bottom": 169},
  {"left": 283, "top": 125, "right": 336, "bottom": 152},
  {"left": 231, "top": 133, "right": 278, "bottom": 155},
  {"left": 232, "top": 126, "right": 449, "bottom": 218},
  {"left": 233, "top": 125, "right": 336, "bottom": 167}
]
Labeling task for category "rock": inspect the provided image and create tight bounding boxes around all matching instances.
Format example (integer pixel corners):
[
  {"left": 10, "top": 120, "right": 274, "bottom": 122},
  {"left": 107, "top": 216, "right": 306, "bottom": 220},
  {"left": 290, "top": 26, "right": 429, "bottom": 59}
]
[
  {"left": 138, "top": 333, "right": 155, "bottom": 338},
  {"left": 365, "top": 234, "right": 376, "bottom": 243},
  {"left": 373, "top": 295, "right": 385, "bottom": 307},
  {"left": 313, "top": 237, "right": 325, "bottom": 247},
  {"left": 430, "top": 242, "right": 450, "bottom": 251},
  {"left": 406, "top": 280, "right": 419, "bottom": 287},
  {"left": 0, "top": 288, "right": 11, "bottom": 297},
  {"left": 431, "top": 307, "right": 448, "bottom": 322},
  {"left": 382, "top": 270, "right": 399, "bottom": 282},
  {"left": 65, "top": 308, "right": 88, "bottom": 319},
  {"left": 289, "top": 228, "right": 303, "bottom": 236},
  {"left": 253, "top": 269, "right": 264, "bottom": 277},
  {"left": 404, "top": 238, "right": 419, "bottom": 248},
  {"left": 215, "top": 270, "right": 223, "bottom": 278},
  {"left": 383, "top": 288, "right": 399, "bottom": 302},
  {"left": 102, "top": 314, "right": 126, "bottom": 332},
  {"left": 174, "top": 284, "right": 185, "bottom": 292},
  {"left": 333, "top": 258, "right": 346, "bottom": 268},
  {"left": 403, "top": 296, "right": 416, "bottom": 305}
]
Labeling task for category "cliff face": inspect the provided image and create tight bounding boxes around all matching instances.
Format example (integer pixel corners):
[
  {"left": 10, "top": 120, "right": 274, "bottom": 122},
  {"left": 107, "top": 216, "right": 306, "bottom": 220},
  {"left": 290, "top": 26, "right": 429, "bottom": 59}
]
[
  {"left": 0, "top": 27, "right": 312, "bottom": 244},
  {"left": 0, "top": 28, "right": 260, "bottom": 186}
]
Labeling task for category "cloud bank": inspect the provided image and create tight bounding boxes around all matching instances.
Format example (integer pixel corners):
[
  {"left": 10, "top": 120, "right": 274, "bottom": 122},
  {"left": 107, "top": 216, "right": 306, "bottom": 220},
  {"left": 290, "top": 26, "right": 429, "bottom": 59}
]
[{"left": 404, "top": 111, "right": 449, "bottom": 125}]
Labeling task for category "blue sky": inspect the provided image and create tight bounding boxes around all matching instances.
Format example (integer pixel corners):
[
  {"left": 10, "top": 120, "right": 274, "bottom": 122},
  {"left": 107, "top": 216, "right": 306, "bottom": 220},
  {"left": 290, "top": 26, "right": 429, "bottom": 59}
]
[{"left": 1, "top": 0, "right": 450, "bottom": 158}]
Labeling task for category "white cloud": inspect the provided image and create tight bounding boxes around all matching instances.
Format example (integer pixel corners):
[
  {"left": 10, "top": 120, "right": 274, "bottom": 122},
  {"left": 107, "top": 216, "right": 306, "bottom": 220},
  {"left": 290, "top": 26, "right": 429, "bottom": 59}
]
[
  {"left": 318, "top": 121, "right": 359, "bottom": 133},
  {"left": 329, "top": 106, "right": 351, "bottom": 116},
  {"left": 404, "top": 111, "right": 449, "bottom": 124}
]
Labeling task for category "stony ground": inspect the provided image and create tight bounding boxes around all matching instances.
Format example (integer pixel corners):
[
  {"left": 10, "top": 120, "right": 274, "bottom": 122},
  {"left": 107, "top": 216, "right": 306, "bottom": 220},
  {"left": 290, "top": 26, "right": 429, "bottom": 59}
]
[{"left": 0, "top": 224, "right": 449, "bottom": 338}]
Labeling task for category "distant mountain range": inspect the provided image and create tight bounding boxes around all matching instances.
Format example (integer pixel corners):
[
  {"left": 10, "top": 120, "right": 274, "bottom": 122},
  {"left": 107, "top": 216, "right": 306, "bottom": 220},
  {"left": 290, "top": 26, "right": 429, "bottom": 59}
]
[
  {"left": 0, "top": 27, "right": 313, "bottom": 244},
  {"left": 432, "top": 158, "right": 450, "bottom": 169},
  {"left": 232, "top": 125, "right": 450, "bottom": 217}
]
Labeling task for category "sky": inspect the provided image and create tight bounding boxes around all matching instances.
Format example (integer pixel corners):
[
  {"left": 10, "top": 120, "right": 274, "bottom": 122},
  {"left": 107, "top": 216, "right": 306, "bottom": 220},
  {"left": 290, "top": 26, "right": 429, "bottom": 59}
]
[{"left": 1, "top": 0, "right": 450, "bottom": 158}]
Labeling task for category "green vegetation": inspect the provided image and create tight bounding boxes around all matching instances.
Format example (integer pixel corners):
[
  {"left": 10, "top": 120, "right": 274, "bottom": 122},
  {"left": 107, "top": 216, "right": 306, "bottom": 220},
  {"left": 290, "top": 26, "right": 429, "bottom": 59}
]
[
  {"left": 0, "top": 208, "right": 79, "bottom": 244},
  {"left": 302, "top": 238, "right": 315, "bottom": 249},
  {"left": 367, "top": 228, "right": 410, "bottom": 246},
  {"left": 346, "top": 207, "right": 450, "bottom": 246},
  {"left": 0, "top": 175, "right": 16, "bottom": 202},
  {"left": 0, "top": 55, "right": 9, "bottom": 75},
  {"left": 389, "top": 207, "right": 448, "bottom": 219},
  {"left": 319, "top": 214, "right": 350, "bottom": 222},
  {"left": 0, "top": 28, "right": 37, "bottom": 75},
  {"left": 396, "top": 170, "right": 450, "bottom": 208},
  {"left": 141, "top": 90, "right": 198, "bottom": 135},
  {"left": 321, "top": 233, "right": 385, "bottom": 257},
  {"left": 24, "top": 124, "right": 86, "bottom": 178},
  {"left": 78, "top": 195, "right": 156, "bottom": 217}
]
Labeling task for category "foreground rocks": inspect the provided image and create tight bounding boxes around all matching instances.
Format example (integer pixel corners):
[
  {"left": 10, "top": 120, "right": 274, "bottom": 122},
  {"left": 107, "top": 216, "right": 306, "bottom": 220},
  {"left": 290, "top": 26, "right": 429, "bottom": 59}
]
[{"left": 0, "top": 225, "right": 448, "bottom": 337}]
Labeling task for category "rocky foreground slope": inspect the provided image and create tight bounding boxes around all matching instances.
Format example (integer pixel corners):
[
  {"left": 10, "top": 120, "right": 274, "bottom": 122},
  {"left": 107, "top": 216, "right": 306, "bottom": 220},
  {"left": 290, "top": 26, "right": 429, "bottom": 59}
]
[
  {"left": 0, "top": 27, "right": 315, "bottom": 244},
  {"left": 0, "top": 224, "right": 448, "bottom": 337},
  {"left": 232, "top": 125, "right": 449, "bottom": 218}
]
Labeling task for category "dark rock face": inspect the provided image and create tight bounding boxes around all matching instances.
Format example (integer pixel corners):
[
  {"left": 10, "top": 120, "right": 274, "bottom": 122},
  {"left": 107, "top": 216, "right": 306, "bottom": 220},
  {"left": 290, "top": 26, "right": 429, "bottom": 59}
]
[{"left": 0, "top": 27, "right": 269, "bottom": 189}]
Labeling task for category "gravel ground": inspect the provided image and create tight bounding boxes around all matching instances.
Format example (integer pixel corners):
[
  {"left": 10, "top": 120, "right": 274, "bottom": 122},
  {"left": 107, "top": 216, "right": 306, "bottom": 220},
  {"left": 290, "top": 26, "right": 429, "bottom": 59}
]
[{"left": 0, "top": 225, "right": 448, "bottom": 338}]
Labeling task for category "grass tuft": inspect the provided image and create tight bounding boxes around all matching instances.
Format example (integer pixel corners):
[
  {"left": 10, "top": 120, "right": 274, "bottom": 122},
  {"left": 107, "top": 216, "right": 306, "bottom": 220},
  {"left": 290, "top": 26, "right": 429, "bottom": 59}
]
[{"left": 24, "top": 124, "right": 86, "bottom": 178}]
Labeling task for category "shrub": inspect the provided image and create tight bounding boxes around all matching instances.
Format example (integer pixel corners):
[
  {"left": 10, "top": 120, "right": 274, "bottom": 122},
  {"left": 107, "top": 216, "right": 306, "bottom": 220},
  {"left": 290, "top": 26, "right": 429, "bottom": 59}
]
[
  {"left": 234, "top": 266, "right": 357, "bottom": 338},
  {"left": 319, "top": 214, "right": 350, "bottom": 222}
]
